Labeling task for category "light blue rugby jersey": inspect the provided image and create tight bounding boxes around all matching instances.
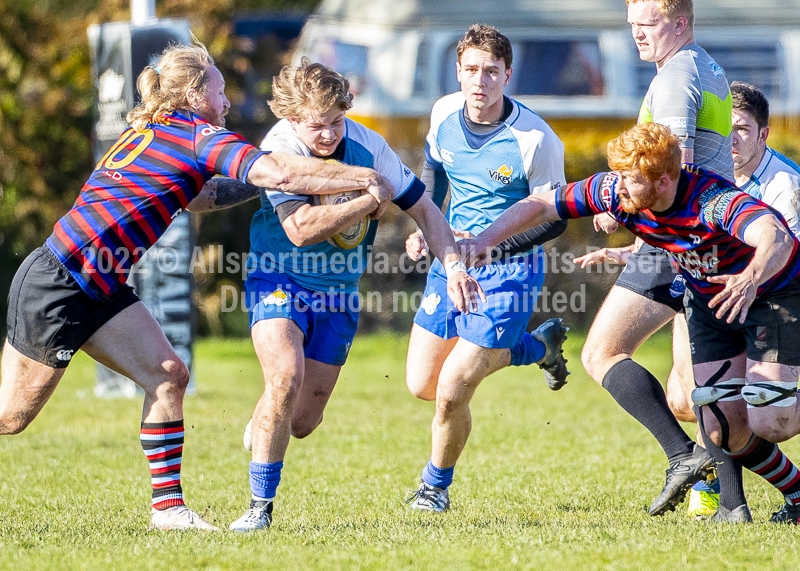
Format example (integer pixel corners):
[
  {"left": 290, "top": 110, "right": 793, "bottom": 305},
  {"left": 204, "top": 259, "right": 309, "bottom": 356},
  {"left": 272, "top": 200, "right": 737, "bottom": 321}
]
[
  {"left": 249, "top": 118, "right": 424, "bottom": 293},
  {"left": 738, "top": 146, "right": 800, "bottom": 237},
  {"left": 425, "top": 93, "right": 566, "bottom": 252}
]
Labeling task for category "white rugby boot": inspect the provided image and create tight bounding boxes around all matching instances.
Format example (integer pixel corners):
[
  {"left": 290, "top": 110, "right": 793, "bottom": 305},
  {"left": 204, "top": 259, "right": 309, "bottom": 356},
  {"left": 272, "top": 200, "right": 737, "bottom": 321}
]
[
  {"left": 150, "top": 505, "right": 220, "bottom": 531},
  {"left": 230, "top": 500, "right": 273, "bottom": 532},
  {"left": 406, "top": 481, "right": 450, "bottom": 513}
]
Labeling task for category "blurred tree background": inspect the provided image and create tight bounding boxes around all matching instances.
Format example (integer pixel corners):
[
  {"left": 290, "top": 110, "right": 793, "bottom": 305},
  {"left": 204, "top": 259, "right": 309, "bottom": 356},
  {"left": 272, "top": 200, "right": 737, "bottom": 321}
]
[
  {"left": 2, "top": 0, "right": 799, "bottom": 339},
  {"left": 0, "top": 0, "right": 319, "bottom": 339}
]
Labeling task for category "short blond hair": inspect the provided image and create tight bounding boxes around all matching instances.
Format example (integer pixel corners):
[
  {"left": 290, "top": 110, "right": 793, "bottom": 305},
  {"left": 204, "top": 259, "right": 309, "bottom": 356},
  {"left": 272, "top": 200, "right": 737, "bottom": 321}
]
[
  {"left": 626, "top": 0, "right": 694, "bottom": 27},
  {"left": 127, "top": 43, "right": 215, "bottom": 132},
  {"left": 268, "top": 57, "right": 353, "bottom": 120},
  {"left": 607, "top": 123, "right": 682, "bottom": 183}
]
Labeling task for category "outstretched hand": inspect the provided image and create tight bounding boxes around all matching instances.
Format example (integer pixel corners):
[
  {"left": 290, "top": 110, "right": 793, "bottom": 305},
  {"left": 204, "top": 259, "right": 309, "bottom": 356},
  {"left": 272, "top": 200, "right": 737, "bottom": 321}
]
[
  {"left": 706, "top": 272, "right": 758, "bottom": 323},
  {"left": 573, "top": 245, "right": 633, "bottom": 268}
]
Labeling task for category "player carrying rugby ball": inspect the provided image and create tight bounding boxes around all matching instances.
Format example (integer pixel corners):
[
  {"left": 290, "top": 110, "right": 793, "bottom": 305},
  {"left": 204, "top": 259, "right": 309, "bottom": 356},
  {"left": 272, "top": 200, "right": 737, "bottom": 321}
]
[{"left": 223, "top": 58, "right": 483, "bottom": 531}]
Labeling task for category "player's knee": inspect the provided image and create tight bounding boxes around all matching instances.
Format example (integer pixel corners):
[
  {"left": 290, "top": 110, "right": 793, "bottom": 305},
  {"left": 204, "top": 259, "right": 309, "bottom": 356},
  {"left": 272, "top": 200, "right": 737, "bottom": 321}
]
[
  {"left": 749, "top": 417, "right": 792, "bottom": 444},
  {"left": 164, "top": 360, "right": 190, "bottom": 392},
  {"left": 580, "top": 349, "right": 606, "bottom": 385},
  {"left": 435, "top": 392, "right": 467, "bottom": 418},
  {"left": 406, "top": 376, "right": 436, "bottom": 401},
  {"left": 263, "top": 372, "right": 302, "bottom": 411},
  {"left": 148, "top": 359, "right": 190, "bottom": 402}
]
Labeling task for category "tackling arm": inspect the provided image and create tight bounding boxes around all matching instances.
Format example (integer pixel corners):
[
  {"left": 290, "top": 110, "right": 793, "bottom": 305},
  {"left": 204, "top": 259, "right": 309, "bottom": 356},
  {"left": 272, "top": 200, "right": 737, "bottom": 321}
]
[
  {"left": 405, "top": 195, "right": 460, "bottom": 265},
  {"left": 247, "top": 153, "right": 393, "bottom": 217},
  {"left": 187, "top": 177, "right": 261, "bottom": 213},
  {"left": 280, "top": 195, "right": 379, "bottom": 248},
  {"left": 466, "top": 190, "right": 563, "bottom": 265}
]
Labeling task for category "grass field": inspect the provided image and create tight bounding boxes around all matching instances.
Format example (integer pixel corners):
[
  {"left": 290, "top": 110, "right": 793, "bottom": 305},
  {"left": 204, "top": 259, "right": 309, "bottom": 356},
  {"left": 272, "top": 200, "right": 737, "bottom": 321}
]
[{"left": 1, "top": 330, "right": 799, "bottom": 570}]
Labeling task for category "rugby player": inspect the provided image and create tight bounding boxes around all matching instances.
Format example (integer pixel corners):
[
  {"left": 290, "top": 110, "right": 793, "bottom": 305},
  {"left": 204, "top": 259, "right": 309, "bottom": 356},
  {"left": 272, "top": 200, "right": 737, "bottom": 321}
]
[
  {"left": 403, "top": 24, "right": 570, "bottom": 513},
  {"left": 465, "top": 122, "right": 800, "bottom": 524},
  {"left": 578, "top": 0, "right": 731, "bottom": 518},
  {"left": 664, "top": 82, "right": 800, "bottom": 521},
  {"left": 0, "top": 43, "right": 399, "bottom": 531},
  {"left": 227, "top": 59, "right": 482, "bottom": 531}
]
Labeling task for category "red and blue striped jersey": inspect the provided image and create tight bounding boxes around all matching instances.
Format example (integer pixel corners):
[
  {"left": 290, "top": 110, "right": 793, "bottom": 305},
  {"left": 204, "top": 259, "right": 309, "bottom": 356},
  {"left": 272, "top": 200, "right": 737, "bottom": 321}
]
[
  {"left": 45, "top": 110, "right": 266, "bottom": 301},
  {"left": 555, "top": 166, "right": 800, "bottom": 300}
]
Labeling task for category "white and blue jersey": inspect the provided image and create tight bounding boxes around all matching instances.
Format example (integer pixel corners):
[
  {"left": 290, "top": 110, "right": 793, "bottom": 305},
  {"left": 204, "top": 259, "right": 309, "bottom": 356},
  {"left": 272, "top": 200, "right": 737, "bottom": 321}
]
[
  {"left": 415, "top": 93, "right": 566, "bottom": 349},
  {"left": 426, "top": 92, "right": 566, "bottom": 237},
  {"left": 738, "top": 146, "right": 800, "bottom": 237},
  {"left": 249, "top": 118, "right": 424, "bottom": 293},
  {"left": 246, "top": 118, "right": 424, "bottom": 365}
]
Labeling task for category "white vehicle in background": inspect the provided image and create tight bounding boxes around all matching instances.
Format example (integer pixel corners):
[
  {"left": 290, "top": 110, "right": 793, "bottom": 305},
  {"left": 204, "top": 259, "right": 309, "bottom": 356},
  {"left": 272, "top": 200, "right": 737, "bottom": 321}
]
[{"left": 293, "top": 0, "right": 800, "bottom": 169}]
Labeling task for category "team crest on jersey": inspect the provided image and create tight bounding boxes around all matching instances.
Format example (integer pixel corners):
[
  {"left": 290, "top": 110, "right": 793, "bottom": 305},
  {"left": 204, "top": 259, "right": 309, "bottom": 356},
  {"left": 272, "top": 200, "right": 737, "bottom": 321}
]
[
  {"left": 421, "top": 293, "right": 441, "bottom": 315},
  {"left": 699, "top": 184, "right": 735, "bottom": 223},
  {"left": 488, "top": 164, "right": 513, "bottom": 185},
  {"left": 669, "top": 275, "right": 686, "bottom": 298},
  {"left": 709, "top": 61, "right": 724, "bottom": 79},
  {"left": 264, "top": 289, "right": 289, "bottom": 306}
]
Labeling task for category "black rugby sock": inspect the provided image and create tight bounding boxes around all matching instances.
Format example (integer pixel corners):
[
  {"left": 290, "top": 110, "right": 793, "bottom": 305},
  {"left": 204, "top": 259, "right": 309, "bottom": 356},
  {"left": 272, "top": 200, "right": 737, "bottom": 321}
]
[
  {"left": 702, "top": 438, "right": 746, "bottom": 510},
  {"left": 602, "top": 358, "right": 694, "bottom": 461},
  {"left": 693, "top": 404, "right": 747, "bottom": 510}
]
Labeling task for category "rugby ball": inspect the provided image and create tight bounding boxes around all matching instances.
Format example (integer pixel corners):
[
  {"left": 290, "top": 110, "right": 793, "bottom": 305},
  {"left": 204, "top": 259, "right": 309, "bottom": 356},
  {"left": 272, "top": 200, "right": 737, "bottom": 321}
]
[{"left": 314, "top": 190, "right": 369, "bottom": 249}]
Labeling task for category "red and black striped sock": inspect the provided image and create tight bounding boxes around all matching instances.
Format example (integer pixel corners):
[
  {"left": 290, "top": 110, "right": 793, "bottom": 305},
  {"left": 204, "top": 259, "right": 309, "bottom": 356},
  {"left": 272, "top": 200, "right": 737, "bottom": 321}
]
[
  {"left": 140, "top": 420, "right": 185, "bottom": 510},
  {"left": 730, "top": 435, "right": 800, "bottom": 505}
]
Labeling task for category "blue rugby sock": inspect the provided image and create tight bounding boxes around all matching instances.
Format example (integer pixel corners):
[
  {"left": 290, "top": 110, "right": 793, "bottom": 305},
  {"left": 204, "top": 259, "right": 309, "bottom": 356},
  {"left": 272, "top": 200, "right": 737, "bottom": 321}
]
[
  {"left": 249, "top": 461, "right": 283, "bottom": 500},
  {"left": 421, "top": 460, "right": 454, "bottom": 490},
  {"left": 509, "top": 332, "right": 546, "bottom": 367}
]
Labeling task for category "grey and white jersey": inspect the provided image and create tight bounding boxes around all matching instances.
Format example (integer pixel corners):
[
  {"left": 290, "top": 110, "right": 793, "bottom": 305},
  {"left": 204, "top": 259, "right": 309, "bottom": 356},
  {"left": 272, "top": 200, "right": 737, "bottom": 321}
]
[{"left": 639, "top": 43, "right": 734, "bottom": 180}]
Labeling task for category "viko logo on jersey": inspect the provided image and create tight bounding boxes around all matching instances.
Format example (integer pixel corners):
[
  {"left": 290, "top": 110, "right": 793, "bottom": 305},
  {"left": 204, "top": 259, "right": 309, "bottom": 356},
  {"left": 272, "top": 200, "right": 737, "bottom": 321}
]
[{"left": 488, "top": 164, "right": 513, "bottom": 185}]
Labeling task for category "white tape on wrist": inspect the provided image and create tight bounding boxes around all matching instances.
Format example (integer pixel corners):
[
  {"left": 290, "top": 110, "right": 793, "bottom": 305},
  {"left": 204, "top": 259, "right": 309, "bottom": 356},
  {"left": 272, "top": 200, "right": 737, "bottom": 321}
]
[{"left": 445, "top": 260, "right": 467, "bottom": 278}]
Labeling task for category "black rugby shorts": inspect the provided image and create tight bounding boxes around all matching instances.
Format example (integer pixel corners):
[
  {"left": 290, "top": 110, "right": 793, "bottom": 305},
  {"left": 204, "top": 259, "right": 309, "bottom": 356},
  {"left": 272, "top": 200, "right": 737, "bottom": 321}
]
[
  {"left": 6, "top": 247, "right": 139, "bottom": 368},
  {"left": 685, "top": 277, "right": 800, "bottom": 366},
  {"left": 614, "top": 243, "right": 686, "bottom": 312}
]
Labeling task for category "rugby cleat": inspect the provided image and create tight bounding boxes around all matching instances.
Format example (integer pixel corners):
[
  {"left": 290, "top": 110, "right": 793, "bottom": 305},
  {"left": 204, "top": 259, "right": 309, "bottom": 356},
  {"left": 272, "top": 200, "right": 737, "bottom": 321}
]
[
  {"left": 769, "top": 502, "right": 800, "bottom": 524},
  {"left": 687, "top": 484, "right": 720, "bottom": 519},
  {"left": 230, "top": 499, "right": 273, "bottom": 532},
  {"left": 709, "top": 504, "right": 752, "bottom": 523},
  {"left": 532, "top": 318, "right": 570, "bottom": 390},
  {"left": 406, "top": 481, "right": 450, "bottom": 513},
  {"left": 649, "top": 445, "right": 716, "bottom": 516},
  {"left": 149, "top": 505, "right": 220, "bottom": 531}
]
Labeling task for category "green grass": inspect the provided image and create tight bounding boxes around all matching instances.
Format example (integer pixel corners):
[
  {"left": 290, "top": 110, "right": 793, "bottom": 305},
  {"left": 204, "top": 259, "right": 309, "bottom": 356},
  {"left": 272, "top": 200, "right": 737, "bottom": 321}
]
[{"left": 1, "top": 331, "right": 799, "bottom": 570}]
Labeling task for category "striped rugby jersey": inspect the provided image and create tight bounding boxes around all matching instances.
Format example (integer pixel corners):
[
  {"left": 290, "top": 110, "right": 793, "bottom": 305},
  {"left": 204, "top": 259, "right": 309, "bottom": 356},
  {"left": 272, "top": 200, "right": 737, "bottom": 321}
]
[
  {"left": 45, "top": 110, "right": 265, "bottom": 301},
  {"left": 555, "top": 166, "right": 800, "bottom": 300}
]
